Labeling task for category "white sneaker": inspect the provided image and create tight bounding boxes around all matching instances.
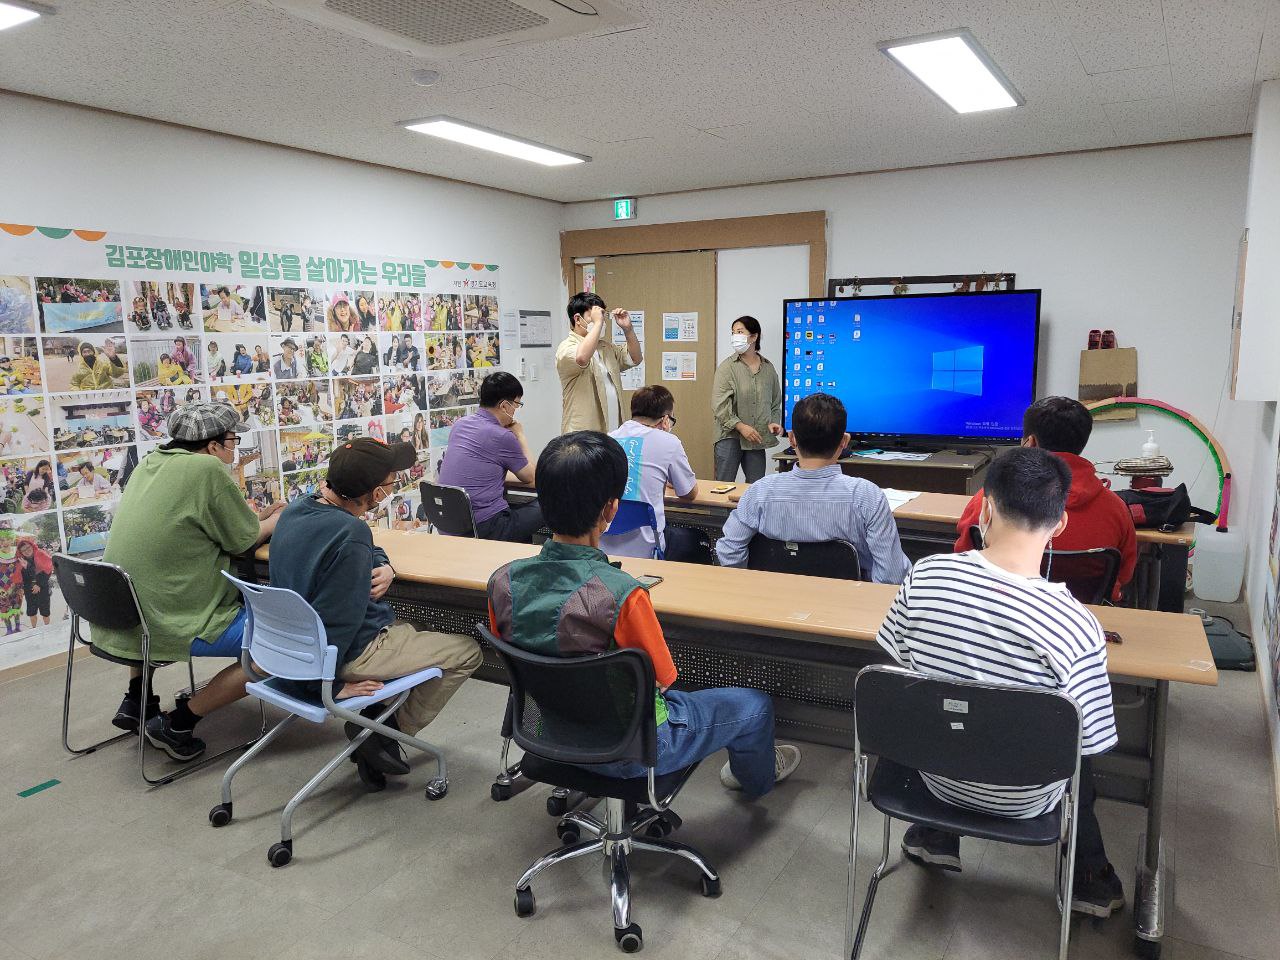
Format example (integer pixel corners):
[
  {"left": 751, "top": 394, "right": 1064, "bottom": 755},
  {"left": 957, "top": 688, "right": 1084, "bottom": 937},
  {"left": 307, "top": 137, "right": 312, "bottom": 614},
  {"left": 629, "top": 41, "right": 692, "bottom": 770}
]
[{"left": 720, "top": 743, "right": 802, "bottom": 790}]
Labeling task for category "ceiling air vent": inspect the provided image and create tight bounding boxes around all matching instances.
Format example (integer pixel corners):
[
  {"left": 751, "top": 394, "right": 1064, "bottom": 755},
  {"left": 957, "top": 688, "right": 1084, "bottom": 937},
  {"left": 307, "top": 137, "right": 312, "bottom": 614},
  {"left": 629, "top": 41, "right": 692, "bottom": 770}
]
[{"left": 262, "top": 0, "right": 637, "bottom": 58}]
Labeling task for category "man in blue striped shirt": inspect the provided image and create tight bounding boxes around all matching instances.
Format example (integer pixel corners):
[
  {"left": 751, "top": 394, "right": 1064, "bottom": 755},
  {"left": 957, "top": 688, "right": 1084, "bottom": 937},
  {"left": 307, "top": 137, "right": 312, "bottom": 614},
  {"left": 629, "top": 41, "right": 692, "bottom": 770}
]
[
  {"left": 876, "top": 446, "right": 1124, "bottom": 919},
  {"left": 715, "top": 393, "right": 909, "bottom": 583}
]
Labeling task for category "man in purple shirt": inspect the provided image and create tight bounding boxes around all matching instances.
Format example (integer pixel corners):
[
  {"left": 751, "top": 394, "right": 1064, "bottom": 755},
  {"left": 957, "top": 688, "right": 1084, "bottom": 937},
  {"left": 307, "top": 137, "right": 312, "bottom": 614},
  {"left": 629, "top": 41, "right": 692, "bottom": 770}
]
[{"left": 436, "top": 371, "right": 542, "bottom": 542}]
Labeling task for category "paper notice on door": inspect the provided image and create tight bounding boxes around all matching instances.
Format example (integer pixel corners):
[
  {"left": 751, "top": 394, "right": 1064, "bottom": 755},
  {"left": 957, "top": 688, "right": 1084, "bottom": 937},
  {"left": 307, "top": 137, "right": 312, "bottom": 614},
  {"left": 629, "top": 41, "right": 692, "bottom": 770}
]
[
  {"left": 613, "top": 311, "right": 644, "bottom": 345},
  {"left": 518, "top": 309, "right": 552, "bottom": 348},
  {"left": 620, "top": 365, "right": 645, "bottom": 390},
  {"left": 662, "top": 351, "right": 697, "bottom": 381},
  {"left": 662, "top": 312, "right": 698, "bottom": 341}
]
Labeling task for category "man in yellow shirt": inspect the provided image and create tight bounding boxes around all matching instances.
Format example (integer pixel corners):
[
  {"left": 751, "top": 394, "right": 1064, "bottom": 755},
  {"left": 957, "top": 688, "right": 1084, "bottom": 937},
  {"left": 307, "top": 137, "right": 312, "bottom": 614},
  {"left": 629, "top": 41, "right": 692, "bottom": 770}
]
[{"left": 555, "top": 292, "right": 641, "bottom": 434}]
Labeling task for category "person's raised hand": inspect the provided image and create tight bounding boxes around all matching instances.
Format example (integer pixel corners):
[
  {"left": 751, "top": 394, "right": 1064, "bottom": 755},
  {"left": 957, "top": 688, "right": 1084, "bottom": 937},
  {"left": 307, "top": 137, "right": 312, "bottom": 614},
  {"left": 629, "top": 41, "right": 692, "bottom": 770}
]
[{"left": 611, "top": 307, "right": 632, "bottom": 332}]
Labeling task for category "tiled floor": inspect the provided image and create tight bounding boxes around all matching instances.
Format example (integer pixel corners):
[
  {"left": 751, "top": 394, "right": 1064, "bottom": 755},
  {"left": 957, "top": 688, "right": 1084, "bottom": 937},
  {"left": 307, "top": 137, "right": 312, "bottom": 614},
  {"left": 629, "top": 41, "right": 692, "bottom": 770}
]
[{"left": 0, "top": 607, "right": 1276, "bottom": 960}]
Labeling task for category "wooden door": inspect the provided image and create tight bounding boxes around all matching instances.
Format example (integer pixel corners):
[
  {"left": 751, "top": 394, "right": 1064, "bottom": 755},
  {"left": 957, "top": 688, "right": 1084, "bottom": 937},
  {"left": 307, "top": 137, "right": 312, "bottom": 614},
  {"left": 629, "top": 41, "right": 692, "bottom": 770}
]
[{"left": 594, "top": 252, "right": 718, "bottom": 478}]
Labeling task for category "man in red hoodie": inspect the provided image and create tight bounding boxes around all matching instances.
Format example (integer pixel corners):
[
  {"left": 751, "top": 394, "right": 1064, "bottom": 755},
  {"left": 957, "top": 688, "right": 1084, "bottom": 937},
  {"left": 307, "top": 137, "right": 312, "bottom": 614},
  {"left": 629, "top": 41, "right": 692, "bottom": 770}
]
[{"left": 955, "top": 396, "right": 1137, "bottom": 600}]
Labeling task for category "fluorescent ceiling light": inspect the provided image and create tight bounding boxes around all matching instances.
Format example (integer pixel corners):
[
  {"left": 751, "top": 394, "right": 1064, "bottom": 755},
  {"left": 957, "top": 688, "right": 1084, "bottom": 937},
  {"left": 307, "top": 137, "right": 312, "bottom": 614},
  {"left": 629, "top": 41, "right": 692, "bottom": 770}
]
[
  {"left": 0, "top": 1, "right": 49, "bottom": 31},
  {"left": 880, "top": 29, "right": 1023, "bottom": 114},
  {"left": 402, "top": 116, "right": 589, "bottom": 167}
]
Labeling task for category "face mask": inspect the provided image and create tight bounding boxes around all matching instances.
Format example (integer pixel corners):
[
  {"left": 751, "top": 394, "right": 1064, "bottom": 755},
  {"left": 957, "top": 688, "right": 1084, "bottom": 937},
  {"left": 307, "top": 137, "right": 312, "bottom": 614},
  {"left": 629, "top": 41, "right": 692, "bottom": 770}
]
[
  {"left": 977, "top": 500, "right": 992, "bottom": 547},
  {"left": 731, "top": 333, "right": 751, "bottom": 354}
]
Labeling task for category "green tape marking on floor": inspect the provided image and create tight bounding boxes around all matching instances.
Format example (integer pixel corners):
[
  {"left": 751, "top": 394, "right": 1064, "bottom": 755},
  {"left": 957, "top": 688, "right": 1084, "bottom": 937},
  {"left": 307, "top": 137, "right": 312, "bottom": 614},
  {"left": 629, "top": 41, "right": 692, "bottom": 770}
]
[{"left": 17, "top": 779, "right": 60, "bottom": 798}]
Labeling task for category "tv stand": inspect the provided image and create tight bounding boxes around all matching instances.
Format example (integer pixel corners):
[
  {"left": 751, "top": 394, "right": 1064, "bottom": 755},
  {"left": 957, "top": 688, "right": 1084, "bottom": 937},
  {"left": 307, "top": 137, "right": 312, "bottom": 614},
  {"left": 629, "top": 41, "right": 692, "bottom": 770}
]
[{"left": 773, "top": 448, "right": 992, "bottom": 496}]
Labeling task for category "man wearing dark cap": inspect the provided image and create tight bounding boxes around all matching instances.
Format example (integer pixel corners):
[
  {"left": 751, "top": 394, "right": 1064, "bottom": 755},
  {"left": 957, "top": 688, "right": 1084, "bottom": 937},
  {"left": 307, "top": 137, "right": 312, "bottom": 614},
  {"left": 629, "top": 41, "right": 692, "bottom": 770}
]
[
  {"left": 96, "top": 401, "right": 285, "bottom": 761},
  {"left": 269, "top": 438, "right": 482, "bottom": 784}
]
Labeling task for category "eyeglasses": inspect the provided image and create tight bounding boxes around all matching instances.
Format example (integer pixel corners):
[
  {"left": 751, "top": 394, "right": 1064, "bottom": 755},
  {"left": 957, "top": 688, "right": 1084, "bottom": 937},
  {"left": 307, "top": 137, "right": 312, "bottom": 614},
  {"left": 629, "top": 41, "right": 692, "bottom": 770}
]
[
  {"left": 217, "top": 435, "right": 241, "bottom": 448},
  {"left": 508, "top": 399, "right": 525, "bottom": 408},
  {"left": 666, "top": 414, "right": 678, "bottom": 426}
]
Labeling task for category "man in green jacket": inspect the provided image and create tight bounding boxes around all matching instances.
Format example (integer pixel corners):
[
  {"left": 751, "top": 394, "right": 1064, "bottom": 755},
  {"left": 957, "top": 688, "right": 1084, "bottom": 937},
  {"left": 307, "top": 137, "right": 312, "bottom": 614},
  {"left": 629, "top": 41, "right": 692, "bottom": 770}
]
[{"left": 96, "top": 401, "right": 282, "bottom": 761}]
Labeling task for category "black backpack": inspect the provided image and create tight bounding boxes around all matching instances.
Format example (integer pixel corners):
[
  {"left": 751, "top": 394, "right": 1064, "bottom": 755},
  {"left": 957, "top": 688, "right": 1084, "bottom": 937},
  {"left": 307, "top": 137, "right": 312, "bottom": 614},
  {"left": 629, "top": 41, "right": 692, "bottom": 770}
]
[{"left": 1115, "top": 483, "right": 1217, "bottom": 531}]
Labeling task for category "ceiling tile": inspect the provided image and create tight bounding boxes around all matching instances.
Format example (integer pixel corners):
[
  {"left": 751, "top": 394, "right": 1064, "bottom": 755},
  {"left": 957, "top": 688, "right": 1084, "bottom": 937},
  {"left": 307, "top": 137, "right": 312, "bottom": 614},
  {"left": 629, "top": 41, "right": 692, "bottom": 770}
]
[
  {"left": 1164, "top": 0, "right": 1271, "bottom": 101},
  {"left": 1088, "top": 64, "right": 1175, "bottom": 103},
  {"left": 1103, "top": 97, "right": 1181, "bottom": 142},
  {"left": 1052, "top": 0, "right": 1169, "bottom": 73}
]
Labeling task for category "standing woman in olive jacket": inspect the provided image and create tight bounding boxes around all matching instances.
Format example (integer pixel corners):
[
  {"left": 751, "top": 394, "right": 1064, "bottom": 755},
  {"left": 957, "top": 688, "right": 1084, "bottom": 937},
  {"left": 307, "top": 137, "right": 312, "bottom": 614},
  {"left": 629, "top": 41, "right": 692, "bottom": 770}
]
[{"left": 711, "top": 315, "right": 784, "bottom": 483}]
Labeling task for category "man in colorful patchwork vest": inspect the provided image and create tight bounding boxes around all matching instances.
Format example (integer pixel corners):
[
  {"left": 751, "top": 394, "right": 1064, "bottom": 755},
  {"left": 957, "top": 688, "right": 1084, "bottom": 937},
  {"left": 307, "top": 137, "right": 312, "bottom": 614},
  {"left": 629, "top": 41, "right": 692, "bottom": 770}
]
[{"left": 487, "top": 430, "right": 802, "bottom": 795}]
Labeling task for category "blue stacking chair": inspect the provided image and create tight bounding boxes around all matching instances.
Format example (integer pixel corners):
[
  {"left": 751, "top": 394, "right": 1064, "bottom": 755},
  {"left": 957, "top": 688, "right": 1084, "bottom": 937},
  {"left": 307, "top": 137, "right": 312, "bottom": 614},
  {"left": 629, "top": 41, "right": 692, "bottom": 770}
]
[
  {"left": 209, "top": 573, "right": 449, "bottom": 867},
  {"left": 603, "top": 499, "right": 664, "bottom": 559}
]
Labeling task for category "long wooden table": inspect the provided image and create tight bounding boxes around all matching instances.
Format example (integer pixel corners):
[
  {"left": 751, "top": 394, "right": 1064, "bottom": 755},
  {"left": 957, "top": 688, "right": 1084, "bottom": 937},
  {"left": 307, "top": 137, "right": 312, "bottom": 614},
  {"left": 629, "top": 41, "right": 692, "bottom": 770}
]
[
  {"left": 506, "top": 481, "right": 1195, "bottom": 612},
  {"left": 257, "top": 529, "right": 1209, "bottom": 953}
]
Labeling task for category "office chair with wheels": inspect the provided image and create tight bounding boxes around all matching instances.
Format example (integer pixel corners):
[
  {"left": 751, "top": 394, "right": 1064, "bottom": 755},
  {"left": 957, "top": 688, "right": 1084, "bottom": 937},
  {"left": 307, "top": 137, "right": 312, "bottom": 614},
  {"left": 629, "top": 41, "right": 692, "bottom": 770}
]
[
  {"left": 56, "top": 553, "right": 263, "bottom": 786},
  {"left": 418, "top": 481, "right": 478, "bottom": 537},
  {"left": 1041, "top": 547, "right": 1122, "bottom": 605},
  {"left": 747, "top": 534, "right": 862, "bottom": 580},
  {"left": 479, "top": 623, "right": 721, "bottom": 954},
  {"left": 602, "top": 498, "right": 664, "bottom": 559},
  {"left": 846, "top": 665, "right": 1083, "bottom": 960},
  {"left": 210, "top": 574, "right": 448, "bottom": 867}
]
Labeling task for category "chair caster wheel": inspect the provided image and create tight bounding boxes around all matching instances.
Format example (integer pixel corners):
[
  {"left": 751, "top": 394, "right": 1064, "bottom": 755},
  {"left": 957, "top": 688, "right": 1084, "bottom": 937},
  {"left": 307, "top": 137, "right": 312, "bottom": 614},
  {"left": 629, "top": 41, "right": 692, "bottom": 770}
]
[
  {"left": 208, "top": 802, "right": 232, "bottom": 828},
  {"left": 514, "top": 886, "right": 536, "bottom": 918},
  {"left": 267, "top": 841, "right": 292, "bottom": 868},
  {"left": 1133, "top": 937, "right": 1161, "bottom": 960},
  {"left": 644, "top": 811, "right": 682, "bottom": 838},
  {"left": 425, "top": 778, "right": 448, "bottom": 801},
  {"left": 491, "top": 781, "right": 513, "bottom": 801},
  {"left": 556, "top": 821, "right": 580, "bottom": 845},
  {"left": 615, "top": 923, "right": 643, "bottom": 953},
  {"left": 700, "top": 874, "right": 722, "bottom": 898},
  {"left": 547, "top": 794, "right": 568, "bottom": 816}
]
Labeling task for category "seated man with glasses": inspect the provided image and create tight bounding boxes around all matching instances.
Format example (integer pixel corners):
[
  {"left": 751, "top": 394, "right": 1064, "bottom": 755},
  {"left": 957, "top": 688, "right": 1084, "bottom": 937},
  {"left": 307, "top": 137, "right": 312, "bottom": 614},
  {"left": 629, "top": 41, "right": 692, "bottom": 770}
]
[
  {"left": 94, "top": 402, "right": 284, "bottom": 761},
  {"left": 436, "top": 371, "right": 543, "bottom": 542},
  {"left": 601, "top": 385, "right": 703, "bottom": 562}
]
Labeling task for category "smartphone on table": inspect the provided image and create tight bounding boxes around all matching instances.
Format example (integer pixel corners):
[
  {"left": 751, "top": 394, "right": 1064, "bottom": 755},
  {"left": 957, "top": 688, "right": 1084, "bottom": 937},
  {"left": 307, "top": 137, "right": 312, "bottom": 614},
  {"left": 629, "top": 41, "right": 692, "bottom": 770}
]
[{"left": 636, "top": 574, "right": 664, "bottom": 590}]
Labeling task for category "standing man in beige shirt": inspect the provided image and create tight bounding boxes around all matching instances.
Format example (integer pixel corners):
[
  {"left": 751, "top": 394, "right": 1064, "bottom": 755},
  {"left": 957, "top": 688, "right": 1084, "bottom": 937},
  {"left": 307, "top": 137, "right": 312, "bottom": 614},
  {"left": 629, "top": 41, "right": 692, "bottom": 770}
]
[{"left": 555, "top": 292, "right": 642, "bottom": 434}]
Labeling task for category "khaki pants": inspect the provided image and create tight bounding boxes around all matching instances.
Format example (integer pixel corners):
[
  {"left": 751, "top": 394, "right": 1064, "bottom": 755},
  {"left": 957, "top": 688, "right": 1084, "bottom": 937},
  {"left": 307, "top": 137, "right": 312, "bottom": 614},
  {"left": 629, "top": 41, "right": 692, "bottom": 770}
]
[{"left": 339, "top": 622, "right": 482, "bottom": 735}]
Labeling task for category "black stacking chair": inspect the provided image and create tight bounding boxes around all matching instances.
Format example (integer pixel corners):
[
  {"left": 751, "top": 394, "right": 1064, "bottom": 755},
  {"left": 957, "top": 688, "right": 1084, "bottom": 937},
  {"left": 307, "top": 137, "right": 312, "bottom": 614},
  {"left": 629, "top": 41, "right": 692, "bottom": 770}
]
[
  {"left": 970, "top": 527, "right": 1120, "bottom": 604},
  {"left": 418, "top": 481, "right": 478, "bottom": 537},
  {"left": 747, "top": 534, "right": 862, "bottom": 580},
  {"left": 1041, "top": 547, "right": 1122, "bottom": 605},
  {"left": 846, "top": 665, "right": 1084, "bottom": 960},
  {"left": 479, "top": 623, "right": 721, "bottom": 954},
  {"left": 57, "top": 554, "right": 262, "bottom": 786}
]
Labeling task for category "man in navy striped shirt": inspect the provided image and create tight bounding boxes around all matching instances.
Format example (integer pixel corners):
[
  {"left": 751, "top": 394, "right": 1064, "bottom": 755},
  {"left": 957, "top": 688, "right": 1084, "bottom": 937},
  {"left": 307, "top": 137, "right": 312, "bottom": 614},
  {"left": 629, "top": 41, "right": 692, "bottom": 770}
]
[
  {"left": 876, "top": 446, "right": 1124, "bottom": 919},
  {"left": 715, "top": 393, "right": 909, "bottom": 583}
]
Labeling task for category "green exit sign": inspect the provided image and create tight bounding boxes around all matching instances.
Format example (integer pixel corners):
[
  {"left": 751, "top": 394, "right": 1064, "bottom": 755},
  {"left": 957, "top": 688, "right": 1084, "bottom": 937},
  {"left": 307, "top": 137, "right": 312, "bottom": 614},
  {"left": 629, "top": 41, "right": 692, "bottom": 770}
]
[{"left": 613, "top": 198, "right": 637, "bottom": 220}]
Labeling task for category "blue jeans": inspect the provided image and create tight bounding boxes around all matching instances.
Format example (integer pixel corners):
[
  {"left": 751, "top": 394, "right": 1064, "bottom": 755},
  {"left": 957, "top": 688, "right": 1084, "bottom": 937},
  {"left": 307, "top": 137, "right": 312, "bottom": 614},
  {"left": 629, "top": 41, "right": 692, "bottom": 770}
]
[
  {"left": 587, "top": 687, "right": 777, "bottom": 798},
  {"left": 189, "top": 608, "right": 247, "bottom": 658}
]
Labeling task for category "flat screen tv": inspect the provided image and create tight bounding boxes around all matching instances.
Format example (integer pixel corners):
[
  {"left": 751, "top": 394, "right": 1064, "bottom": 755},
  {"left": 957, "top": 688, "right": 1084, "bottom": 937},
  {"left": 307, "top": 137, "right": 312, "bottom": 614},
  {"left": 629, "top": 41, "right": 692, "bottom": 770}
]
[{"left": 781, "top": 290, "right": 1041, "bottom": 446}]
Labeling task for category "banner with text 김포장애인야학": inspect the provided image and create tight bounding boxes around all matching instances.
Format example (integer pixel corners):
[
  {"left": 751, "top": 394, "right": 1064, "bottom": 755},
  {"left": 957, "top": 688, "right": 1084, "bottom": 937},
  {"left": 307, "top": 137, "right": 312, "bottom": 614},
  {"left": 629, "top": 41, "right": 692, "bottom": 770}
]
[{"left": 0, "top": 220, "right": 500, "bottom": 648}]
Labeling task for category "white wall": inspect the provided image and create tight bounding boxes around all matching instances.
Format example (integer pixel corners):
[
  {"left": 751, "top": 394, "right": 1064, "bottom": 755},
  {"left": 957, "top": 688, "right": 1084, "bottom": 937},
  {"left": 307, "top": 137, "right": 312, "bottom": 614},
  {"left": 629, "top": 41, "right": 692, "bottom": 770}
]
[
  {"left": 0, "top": 92, "right": 567, "bottom": 456},
  {"left": 1235, "top": 82, "right": 1280, "bottom": 401},
  {"left": 565, "top": 139, "right": 1258, "bottom": 526},
  {"left": 1239, "top": 82, "right": 1280, "bottom": 821},
  {"left": 715, "top": 245, "right": 809, "bottom": 473}
]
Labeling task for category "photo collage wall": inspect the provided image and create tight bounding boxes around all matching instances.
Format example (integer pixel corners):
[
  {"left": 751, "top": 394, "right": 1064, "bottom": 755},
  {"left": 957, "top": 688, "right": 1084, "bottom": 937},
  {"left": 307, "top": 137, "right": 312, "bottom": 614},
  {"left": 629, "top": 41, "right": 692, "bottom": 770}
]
[{"left": 0, "top": 223, "right": 500, "bottom": 642}]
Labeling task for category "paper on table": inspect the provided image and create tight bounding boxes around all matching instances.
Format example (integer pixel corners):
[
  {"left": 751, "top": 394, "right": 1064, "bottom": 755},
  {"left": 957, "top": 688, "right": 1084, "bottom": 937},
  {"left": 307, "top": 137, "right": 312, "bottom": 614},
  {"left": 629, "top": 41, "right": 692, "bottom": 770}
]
[
  {"left": 852, "top": 450, "right": 932, "bottom": 461},
  {"left": 883, "top": 489, "right": 922, "bottom": 509}
]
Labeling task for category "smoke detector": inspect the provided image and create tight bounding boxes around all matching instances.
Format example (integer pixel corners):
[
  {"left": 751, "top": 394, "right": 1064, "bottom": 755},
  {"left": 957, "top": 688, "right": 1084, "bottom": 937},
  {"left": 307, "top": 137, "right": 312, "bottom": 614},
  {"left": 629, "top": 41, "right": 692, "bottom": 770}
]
[{"left": 260, "top": 0, "right": 637, "bottom": 59}]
